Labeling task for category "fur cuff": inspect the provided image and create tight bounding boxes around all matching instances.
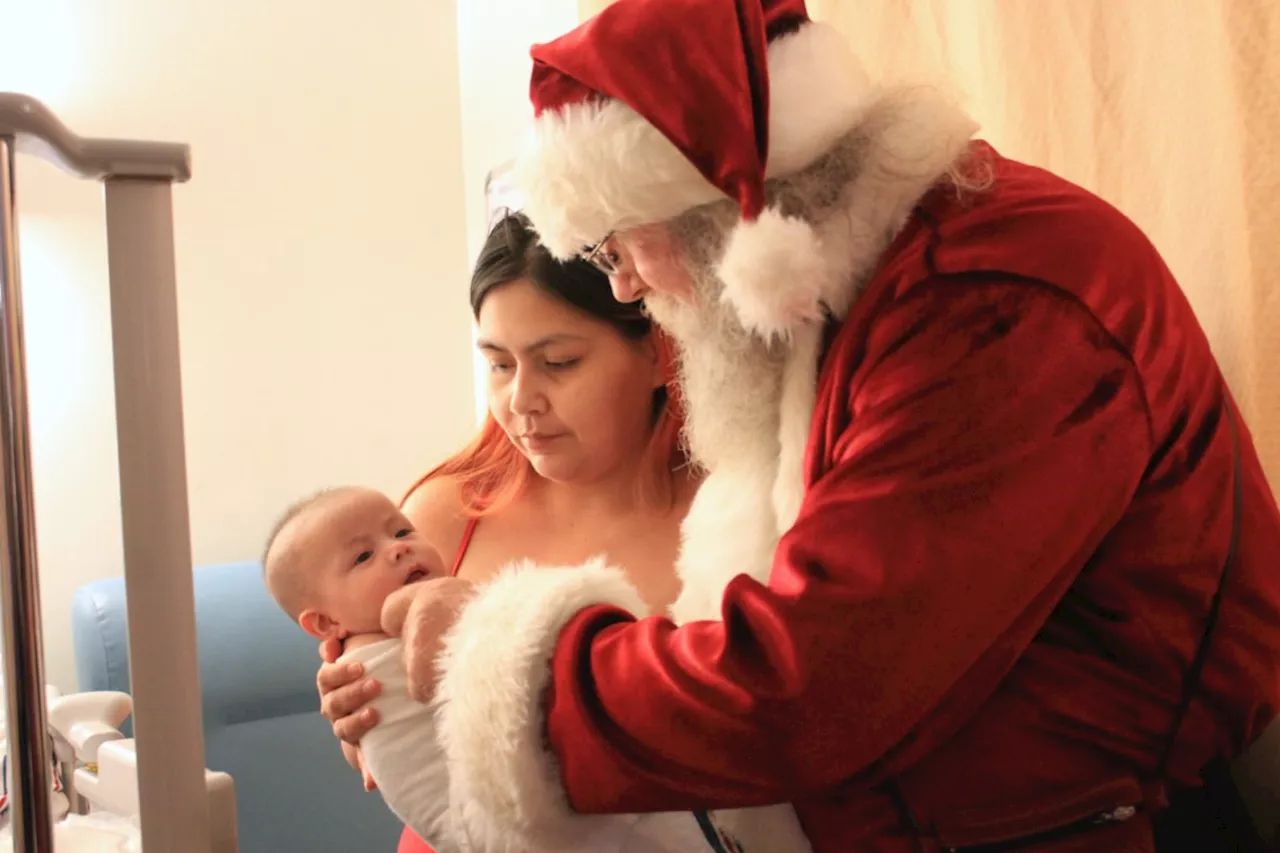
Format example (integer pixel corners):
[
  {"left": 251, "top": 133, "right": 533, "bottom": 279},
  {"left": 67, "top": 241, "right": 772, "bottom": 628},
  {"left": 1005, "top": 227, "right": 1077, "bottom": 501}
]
[{"left": 434, "top": 557, "right": 647, "bottom": 852}]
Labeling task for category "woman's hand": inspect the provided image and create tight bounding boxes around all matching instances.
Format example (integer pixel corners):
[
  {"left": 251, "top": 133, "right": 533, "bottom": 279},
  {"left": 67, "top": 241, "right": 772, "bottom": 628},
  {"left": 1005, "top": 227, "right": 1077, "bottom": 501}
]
[
  {"left": 316, "top": 649, "right": 382, "bottom": 748},
  {"left": 315, "top": 645, "right": 380, "bottom": 790},
  {"left": 356, "top": 746, "right": 378, "bottom": 792},
  {"left": 381, "top": 576, "right": 476, "bottom": 703}
]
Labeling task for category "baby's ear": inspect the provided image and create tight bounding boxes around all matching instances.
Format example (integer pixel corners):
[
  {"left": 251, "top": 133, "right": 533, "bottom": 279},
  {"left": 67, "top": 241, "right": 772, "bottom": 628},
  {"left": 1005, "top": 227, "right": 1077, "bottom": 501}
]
[{"left": 299, "top": 608, "right": 340, "bottom": 641}]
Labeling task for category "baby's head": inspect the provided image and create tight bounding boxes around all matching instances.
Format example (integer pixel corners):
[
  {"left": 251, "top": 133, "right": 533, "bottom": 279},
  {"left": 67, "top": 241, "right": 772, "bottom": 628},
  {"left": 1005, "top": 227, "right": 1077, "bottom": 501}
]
[{"left": 263, "top": 486, "right": 444, "bottom": 642}]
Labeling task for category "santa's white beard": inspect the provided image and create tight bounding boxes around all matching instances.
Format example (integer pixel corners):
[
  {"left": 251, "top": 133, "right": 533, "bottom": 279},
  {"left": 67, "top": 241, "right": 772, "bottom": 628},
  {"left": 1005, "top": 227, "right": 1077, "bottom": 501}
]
[
  {"left": 644, "top": 252, "right": 796, "bottom": 627},
  {"left": 645, "top": 274, "right": 788, "bottom": 478}
]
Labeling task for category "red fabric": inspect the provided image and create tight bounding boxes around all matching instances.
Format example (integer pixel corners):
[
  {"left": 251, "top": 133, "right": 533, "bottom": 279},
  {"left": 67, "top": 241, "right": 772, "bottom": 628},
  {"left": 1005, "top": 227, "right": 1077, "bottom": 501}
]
[
  {"left": 543, "top": 146, "right": 1280, "bottom": 851},
  {"left": 528, "top": 0, "right": 808, "bottom": 221},
  {"left": 396, "top": 828, "right": 431, "bottom": 853},
  {"left": 450, "top": 516, "right": 479, "bottom": 577}
]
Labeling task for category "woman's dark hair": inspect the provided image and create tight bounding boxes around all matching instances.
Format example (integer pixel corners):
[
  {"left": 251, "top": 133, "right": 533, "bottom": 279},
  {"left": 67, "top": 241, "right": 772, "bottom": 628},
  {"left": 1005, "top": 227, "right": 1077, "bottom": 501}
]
[
  {"left": 400, "top": 211, "right": 686, "bottom": 518},
  {"left": 469, "top": 211, "right": 651, "bottom": 339}
]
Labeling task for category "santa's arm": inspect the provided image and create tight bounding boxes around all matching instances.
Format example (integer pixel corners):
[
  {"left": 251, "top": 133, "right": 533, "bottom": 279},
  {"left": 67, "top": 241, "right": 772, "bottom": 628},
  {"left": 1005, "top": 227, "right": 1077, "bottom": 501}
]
[
  {"left": 550, "top": 279, "right": 1155, "bottom": 807},
  {"left": 429, "top": 557, "right": 652, "bottom": 852},
  {"left": 431, "top": 277, "right": 1153, "bottom": 843}
]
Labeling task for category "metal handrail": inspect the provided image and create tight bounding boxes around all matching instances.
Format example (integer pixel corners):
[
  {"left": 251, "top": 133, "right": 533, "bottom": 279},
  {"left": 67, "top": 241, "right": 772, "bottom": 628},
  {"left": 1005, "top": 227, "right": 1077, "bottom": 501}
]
[
  {"left": 0, "top": 91, "right": 208, "bottom": 852},
  {"left": 0, "top": 93, "right": 189, "bottom": 181}
]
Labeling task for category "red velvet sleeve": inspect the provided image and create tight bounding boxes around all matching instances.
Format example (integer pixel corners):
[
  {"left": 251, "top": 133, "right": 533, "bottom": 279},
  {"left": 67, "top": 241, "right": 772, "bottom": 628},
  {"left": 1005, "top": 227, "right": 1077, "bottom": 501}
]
[{"left": 545, "top": 277, "right": 1154, "bottom": 812}]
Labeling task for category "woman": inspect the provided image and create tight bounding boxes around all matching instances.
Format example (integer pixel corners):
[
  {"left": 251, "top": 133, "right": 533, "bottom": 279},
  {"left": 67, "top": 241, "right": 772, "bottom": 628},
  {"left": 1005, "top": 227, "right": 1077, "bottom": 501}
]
[{"left": 318, "top": 212, "right": 701, "bottom": 853}]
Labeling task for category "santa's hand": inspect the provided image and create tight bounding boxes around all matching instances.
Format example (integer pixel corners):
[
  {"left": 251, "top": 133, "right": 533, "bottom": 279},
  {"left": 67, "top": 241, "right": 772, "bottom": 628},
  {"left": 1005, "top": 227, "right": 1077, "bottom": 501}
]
[{"left": 381, "top": 576, "right": 476, "bottom": 703}]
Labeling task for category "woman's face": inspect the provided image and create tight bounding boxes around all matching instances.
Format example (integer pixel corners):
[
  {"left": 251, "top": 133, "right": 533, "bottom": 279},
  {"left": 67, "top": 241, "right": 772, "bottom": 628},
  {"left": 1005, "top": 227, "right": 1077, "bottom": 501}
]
[{"left": 477, "top": 278, "right": 665, "bottom": 484}]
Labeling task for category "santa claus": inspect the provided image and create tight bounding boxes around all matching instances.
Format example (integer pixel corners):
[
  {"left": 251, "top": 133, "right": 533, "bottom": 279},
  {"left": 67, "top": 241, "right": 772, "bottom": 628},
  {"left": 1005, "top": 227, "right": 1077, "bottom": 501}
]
[{"left": 333, "top": 1, "right": 1280, "bottom": 851}]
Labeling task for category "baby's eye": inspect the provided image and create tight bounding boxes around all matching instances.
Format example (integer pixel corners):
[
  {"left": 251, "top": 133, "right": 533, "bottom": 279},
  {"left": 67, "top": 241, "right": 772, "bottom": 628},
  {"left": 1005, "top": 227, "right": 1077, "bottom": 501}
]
[
  {"left": 489, "top": 361, "right": 514, "bottom": 374},
  {"left": 354, "top": 550, "right": 372, "bottom": 565},
  {"left": 394, "top": 528, "right": 412, "bottom": 538},
  {"left": 545, "top": 358, "right": 580, "bottom": 371}
]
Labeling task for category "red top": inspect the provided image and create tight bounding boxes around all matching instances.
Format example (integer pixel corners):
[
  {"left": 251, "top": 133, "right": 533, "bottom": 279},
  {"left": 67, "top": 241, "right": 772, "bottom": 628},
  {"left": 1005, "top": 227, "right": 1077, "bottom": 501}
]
[
  {"left": 536, "top": 148, "right": 1280, "bottom": 851},
  {"left": 396, "top": 828, "right": 431, "bottom": 853},
  {"left": 450, "top": 516, "right": 478, "bottom": 577}
]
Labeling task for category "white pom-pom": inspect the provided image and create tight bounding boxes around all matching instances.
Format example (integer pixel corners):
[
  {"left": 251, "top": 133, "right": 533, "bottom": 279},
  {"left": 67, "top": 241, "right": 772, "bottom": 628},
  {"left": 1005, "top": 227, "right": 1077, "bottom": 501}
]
[{"left": 716, "top": 206, "right": 832, "bottom": 342}]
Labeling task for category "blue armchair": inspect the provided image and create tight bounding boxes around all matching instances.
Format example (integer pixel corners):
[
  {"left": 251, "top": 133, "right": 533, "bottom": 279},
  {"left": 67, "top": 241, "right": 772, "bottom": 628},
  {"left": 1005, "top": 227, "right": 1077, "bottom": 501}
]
[{"left": 71, "top": 560, "right": 405, "bottom": 853}]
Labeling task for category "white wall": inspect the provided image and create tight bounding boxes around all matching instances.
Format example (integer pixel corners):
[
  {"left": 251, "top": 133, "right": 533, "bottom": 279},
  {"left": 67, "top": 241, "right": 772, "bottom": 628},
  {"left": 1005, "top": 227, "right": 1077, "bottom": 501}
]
[
  {"left": 455, "top": 0, "right": 580, "bottom": 421},
  {"left": 2, "top": 0, "right": 476, "bottom": 692}
]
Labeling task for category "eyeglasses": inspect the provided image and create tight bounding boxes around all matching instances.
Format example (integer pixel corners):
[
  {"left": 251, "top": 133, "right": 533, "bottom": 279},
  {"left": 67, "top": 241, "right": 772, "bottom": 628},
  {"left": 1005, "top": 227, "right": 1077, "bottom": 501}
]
[{"left": 581, "top": 232, "right": 620, "bottom": 275}]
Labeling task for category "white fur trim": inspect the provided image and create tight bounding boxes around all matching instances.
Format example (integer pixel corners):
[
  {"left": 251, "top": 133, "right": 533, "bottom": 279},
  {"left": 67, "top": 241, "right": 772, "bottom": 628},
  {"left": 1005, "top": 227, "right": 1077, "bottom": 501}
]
[
  {"left": 763, "top": 21, "right": 875, "bottom": 177},
  {"left": 668, "top": 464, "right": 780, "bottom": 625},
  {"left": 717, "top": 207, "right": 834, "bottom": 342},
  {"left": 513, "top": 96, "right": 724, "bottom": 259},
  {"left": 668, "top": 330, "right": 822, "bottom": 622},
  {"left": 515, "top": 21, "right": 877, "bottom": 258},
  {"left": 434, "top": 558, "right": 647, "bottom": 852},
  {"left": 664, "top": 433, "right": 817, "bottom": 853},
  {"left": 773, "top": 323, "right": 824, "bottom": 532}
]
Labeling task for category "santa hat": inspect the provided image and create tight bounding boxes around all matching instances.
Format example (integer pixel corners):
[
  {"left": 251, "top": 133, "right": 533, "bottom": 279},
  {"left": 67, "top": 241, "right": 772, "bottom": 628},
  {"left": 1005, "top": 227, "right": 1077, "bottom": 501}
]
[{"left": 512, "top": 0, "right": 878, "bottom": 339}]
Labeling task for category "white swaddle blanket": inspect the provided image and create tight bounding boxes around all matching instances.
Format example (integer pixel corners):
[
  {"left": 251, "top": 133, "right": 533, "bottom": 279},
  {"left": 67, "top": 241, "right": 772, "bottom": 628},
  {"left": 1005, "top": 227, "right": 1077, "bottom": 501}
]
[
  {"left": 338, "top": 639, "right": 451, "bottom": 844},
  {"left": 342, "top": 638, "right": 715, "bottom": 853},
  {"left": 0, "top": 813, "right": 141, "bottom": 853}
]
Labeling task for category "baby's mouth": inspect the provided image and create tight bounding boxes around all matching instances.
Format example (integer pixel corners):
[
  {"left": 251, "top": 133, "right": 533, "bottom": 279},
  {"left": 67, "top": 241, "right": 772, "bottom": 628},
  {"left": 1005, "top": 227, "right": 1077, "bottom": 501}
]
[{"left": 404, "top": 568, "right": 428, "bottom": 585}]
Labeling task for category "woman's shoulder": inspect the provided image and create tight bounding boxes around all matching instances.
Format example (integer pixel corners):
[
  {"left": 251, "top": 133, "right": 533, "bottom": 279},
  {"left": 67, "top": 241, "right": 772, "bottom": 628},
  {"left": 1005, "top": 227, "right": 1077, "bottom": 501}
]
[{"left": 400, "top": 474, "right": 471, "bottom": 563}]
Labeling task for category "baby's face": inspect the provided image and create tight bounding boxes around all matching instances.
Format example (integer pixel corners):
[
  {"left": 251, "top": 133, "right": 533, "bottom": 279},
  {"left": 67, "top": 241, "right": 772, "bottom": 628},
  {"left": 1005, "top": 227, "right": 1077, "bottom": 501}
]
[{"left": 290, "top": 488, "right": 444, "bottom": 639}]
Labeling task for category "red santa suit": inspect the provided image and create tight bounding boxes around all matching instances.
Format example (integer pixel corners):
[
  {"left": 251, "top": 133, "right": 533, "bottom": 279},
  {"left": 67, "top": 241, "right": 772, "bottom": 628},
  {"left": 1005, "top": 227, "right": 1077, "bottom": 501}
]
[{"left": 423, "top": 1, "right": 1280, "bottom": 852}]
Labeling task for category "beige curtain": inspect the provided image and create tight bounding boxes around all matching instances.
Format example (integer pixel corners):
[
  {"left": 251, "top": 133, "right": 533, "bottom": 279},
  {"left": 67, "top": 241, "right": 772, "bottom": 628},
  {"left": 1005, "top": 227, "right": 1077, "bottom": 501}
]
[{"left": 578, "top": 0, "right": 1279, "bottom": 488}]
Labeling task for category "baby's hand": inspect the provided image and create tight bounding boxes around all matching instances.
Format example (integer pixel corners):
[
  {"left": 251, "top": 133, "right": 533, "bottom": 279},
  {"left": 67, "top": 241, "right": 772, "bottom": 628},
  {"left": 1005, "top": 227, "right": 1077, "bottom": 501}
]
[{"left": 379, "top": 584, "right": 423, "bottom": 637}]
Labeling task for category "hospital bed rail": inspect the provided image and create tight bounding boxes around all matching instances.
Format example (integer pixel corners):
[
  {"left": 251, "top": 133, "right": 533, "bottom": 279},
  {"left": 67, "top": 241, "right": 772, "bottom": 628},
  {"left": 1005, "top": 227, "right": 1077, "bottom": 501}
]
[{"left": 0, "top": 91, "right": 216, "bottom": 852}]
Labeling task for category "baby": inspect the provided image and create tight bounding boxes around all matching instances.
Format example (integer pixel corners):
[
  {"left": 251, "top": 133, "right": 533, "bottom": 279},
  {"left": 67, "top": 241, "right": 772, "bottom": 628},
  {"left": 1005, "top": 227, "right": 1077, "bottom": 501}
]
[
  {"left": 263, "top": 486, "right": 453, "bottom": 840},
  {"left": 263, "top": 486, "right": 763, "bottom": 853},
  {"left": 263, "top": 486, "right": 440, "bottom": 651}
]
